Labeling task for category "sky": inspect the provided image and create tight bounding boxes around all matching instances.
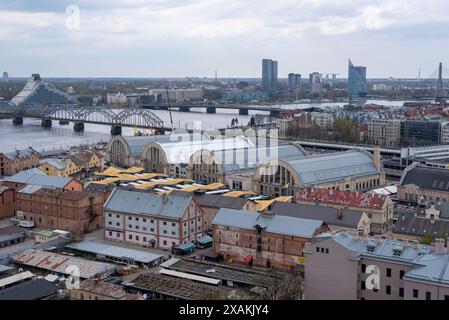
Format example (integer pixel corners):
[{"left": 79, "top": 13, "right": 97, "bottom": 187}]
[{"left": 2, "top": 0, "right": 449, "bottom": 78}]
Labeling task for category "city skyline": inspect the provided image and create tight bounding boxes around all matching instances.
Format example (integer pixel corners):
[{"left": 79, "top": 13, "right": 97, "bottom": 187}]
[{"left": 2, "top": 1, "right": 449, "bottom": 78}]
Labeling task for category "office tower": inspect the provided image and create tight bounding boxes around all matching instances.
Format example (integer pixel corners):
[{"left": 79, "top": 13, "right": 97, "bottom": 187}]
[
  {"left": 2, "top": 72, "right": 8, "bottom": 83},
  {"left": 348, "top": 59, "right": 367, "bottom": 97},
  {"left": 288, "top": 73, "right": 301, "bottom": 91},
  {"left": 262, "top": 59, "right": 278, "bottom": 93}
]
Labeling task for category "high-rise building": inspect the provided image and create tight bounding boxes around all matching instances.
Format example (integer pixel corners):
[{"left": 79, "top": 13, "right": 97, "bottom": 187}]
[
  {"left": 288, "top": 73, "right": 301, "bottom": 91},
  {"left": 2, "top": 72, "right": 8, "bottom": 83},
  {"left": 262, "top": 59, "right": 278, "bottom": 93},
  {"left": 347, "top": 59, "right": 367, "bottom": 97},
  {"left": 309, "top": 72, "right": 322, "bottom": 95}
]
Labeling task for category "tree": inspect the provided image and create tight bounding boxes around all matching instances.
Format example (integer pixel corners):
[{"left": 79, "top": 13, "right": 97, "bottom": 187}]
[{"left": 262, "top": 268, "right": 304, "bottom": 300}]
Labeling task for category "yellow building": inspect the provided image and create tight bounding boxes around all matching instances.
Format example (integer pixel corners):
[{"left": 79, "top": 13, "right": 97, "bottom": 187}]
[{"left": 40, "top": 151, "right": 104, "bottom": 177}]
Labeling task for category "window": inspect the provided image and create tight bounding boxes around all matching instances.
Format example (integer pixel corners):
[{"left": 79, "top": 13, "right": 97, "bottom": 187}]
[
  {"left": 109, "top": 231, "right": 112, "bottom": 236},
  {"left": 316, "top": 247, "right": 320, "bottom": 252},
  {"left": 163, "top": 240, "right": 167, "bottom": 246},
  {"left": 400, "top": 270, "right": 405, "bottom": 279},
  {"left": 108, "top": 214, "right": 112, "bottom": 217},
  {"left": 445, "top": 295, "right": 449, "bottom": 301},
  {"left": 143, "top": 237, "right": 147, "bottom": 242},
  {"left": 128, "top": 217, "right": 132, "bottom": 220},
  {"left": 399, "top": 288, "right": 404, "bottom": 297},
  {"left": 426, "top": 291, "right": 431, "bottom": 300},
  {"left": 143, "top": 219, "right": 146, "bottom": 223},
  {"left": 135, "top": 217, "right": 139, "bottom": 221},
  {"left": 172, "top": 223, "right": 175, "bottom": 227},
  {"left": 128, "top": 224, "right": 132, "bottom": 228},
  {"left": 325, "top": 248, "right": 329, "bottom": 254},
  {"left": 361, "top": 264, "right": 366, "bottom": 273},
  {"left": 386, "top": 268, "right": 391, "bottom": 278},
  {"left": 320, "top": 248, "right": 324, "bottom": 253},
  {"left": 386, "top": 285, "right": 391, "bottom": 295},
  {"left": 163, "top": 222, "right": 167, "bottom": 226},
  {"left": 163, "top": 230, "right": 167, "bottom": 234},
  {"left": 116, "top": 215, "right": 119, "bottom": 218},
  {"left": 129, "top": 235, "right": 132, "bottom": 240},
  {"left": 413, "top": 289, "right": 418, "bottom": 298},
  {"left": 361, "top": 281, "right": 366, "bottom": 290},
  {"left": 136, "top": 236, "right": 139, "bottom": 241},
  {"left": 108, "top": 221, "right": 112, "bottom": 225},
  {"left": 171, "top": 231, "right": 176, "bottom": 236},
  {"left": 116, "top": 222, "right": 120, "bottom": 226}
]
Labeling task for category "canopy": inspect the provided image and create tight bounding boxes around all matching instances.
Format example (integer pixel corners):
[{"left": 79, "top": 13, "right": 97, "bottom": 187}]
[{"left": 255, "top": 196, "right": 294, "bottom": 212}]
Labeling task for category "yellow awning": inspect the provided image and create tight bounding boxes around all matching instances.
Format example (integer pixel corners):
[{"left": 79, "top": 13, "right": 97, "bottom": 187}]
[
  {"left": 89, "top": 177, "right": 121, "bottom": 185},
  {"left": 201, "top": 183, "right": 224, "bottom": 190},
  {"left": 95, "top": 166, "right": 123, "bottom": 177},
  {"left": 224, "top": 191, "right": 257, "bottom": 198},
  {"left": 133, "top": 181, "right": 159, "bottom": 190},
  {"left": 180, "top": 185, "right": 201, "bottom": 192},
  {"left": 120, "top": 166, "right": 144, "bottom": 174},
  {"left": 137, "top": 173, "right": 167, "bottom": 180},
  {"left": 255, "top": 196, "right": 293, "bottom": 212},
  {"left": 117, "top": 174, "right": 144, "bottom": 182}
]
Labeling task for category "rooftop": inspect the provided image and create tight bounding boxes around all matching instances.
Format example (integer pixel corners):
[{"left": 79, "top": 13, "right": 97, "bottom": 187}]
[
  {"left": 104, "top": 188, "right": 192, "bottom": 219},
  {"left": 78, "top": 278, "right": 140, "bottom": 300},
  {"left": 1, "top": 147, "right": 38, "bottom": 161},
  {"left": 393, "top": 215, "right": 449, "bottom": 238},
  {"left": 66, "top": 241, "right": 164, "bottom": 264},
  {"left": 401, "top": 164, "right": 449, "bottom": 192},
  {"left": 1, "top": 171, "right": 73, "bottom": 189},
  {"left": 297, "top": 187, "right": 388, "bottom": 209},
  {"left": 270, "top": 201, "right": 365, "bottom": 229},
  {"left": 0, "top": 279, "right": 58, "bottom": 300},
  {"left": 12, "top": 250, "right": 116, "bottom": 279},
  {"left": 212, "top": 208, "right": 325, "bottom": 239}
]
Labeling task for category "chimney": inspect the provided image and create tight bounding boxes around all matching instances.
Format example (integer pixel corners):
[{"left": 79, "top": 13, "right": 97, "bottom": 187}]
[
  {"left": 435, "top": 238, "right": 446, "bottom": 254},
  {"left": 336, "top": 209, "right": 343, "bottom": 220},
  {"left": 373, "top": 147, "right": 381, "bottom": 171}
]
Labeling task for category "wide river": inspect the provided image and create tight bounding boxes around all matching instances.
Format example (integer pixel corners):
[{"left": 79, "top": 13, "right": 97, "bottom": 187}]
[{"left": 0, "top": 99, "right": 418, "bottom": 153}]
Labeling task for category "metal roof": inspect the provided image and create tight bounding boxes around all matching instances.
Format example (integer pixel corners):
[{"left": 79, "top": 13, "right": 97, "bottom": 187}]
[
  {"left": 1, "top": 171, "right": 72, "bottom": 189},
  {"left": 0, "top": 271, "right": 34, "bottom": 288},
  {"left": 270, "top": 202, "right": 364, "bottom": 229},
  {"left": 66, "top": 241, "right": 163, "bottom": 264},
  {"left": 212, "top": 208, "right": 324, "bottom": 238},
  {"left": 12, "top": 250, "right": 116, "bottom": 279},
  {"left": 283, "top": 150, "right": 380, "bottom": 185},
  {"left": 393, "top": 215, "right": 449, "bottom": 238},
  {"left": 401, "top": 164, "right": 449, "bottom": 192},
  {"left": 104, "top": 188, "right": 192, "bottom": 219},
  {"left": 404, "top": 254, "right": 449, "bottom": 286},
  {"left": 2, "top": 147, "right": 37, "bottom": 161},
  {"left": 0, "top": 279, "right": 58, "bottom": 300}
]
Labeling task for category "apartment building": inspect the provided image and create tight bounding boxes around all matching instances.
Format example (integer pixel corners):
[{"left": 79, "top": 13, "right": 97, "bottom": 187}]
[
  {"left": 211, "top": 208, "right": 329, "bottom": 270},
  {"left": 296, "top": 187, "right": 393, "bottom": 234},
  {"left": 40, "top": 151, "right": 104, "bottom": 177},
  {"left": 15, "top": 185, "right": 104, "bottom": 234},
  {"left": 0, "top": 187, "right": 15, "bottom": 219},
  {"left": 0, "top": 147, "right": 39, "bottom": 177},
  {"left": 104, "top": 188, "right": 205, "bottom": 250},
  {"left": 304, "top": 231, "right": 449, "bottom": 300},
  {"left": 368, "top": 119, "right": 401, "bottom": 147}
]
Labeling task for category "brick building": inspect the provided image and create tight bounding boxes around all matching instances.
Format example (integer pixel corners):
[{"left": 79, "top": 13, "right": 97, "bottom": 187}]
[
  {"left": 0, "top": 147, "right": 39, "bottom": 177},
  {"left": 15, "top": 185, "right": 104, "bottom": 234},
  {"left": 296, "top": 187, "right": 393, "bottom": 234},
  {"left": 0, "top": 186, "right": 15, "bottom": 219},
  {"left": 211, "top": 208, "right": 329, "bottom": 270},
  {"left": 104, "top": 188, "right": 205, "bottom": 250}
]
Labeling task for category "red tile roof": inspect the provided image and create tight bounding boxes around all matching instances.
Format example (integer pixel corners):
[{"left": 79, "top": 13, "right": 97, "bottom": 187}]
[{"left": 297, "top": 187, "right": 387, "bottom": 209}]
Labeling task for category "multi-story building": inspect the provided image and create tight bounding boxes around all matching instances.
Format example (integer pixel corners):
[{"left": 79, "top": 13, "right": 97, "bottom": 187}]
[
  {"left": 254, "top": 149, "right": 385, "bottom": 197},
  {"left": 262, "top": 59, "right": 278, "bottom": 94},
  {"left": 296, "top": 187, "right": 393, "bottom": 234},
  {"left": 40, "top": 151, "right": 104, "bottom": 177},
  {"left": 401, "top": 120, "right": 441, "bottom": 145},
  {"left": 147, "top": 88, "right": 203, "bottom": 102},
  {"left": 400, "top": 145, "right": 449, "bottom": 167},
  {"left": 309, "top": 72, "right": 322, "bottom": 95},
  {"left": 270, "top": 201, "right": 371, "bottom": 236},
  {"left": 348, "top": 59, "right": 367, "bottom": 97},
  {"left": 212, "top": 208, "right": 329, "bottom": 270},
  {"left": 288, "top": 73, "right": 301, "bottom": 91},
  {"left": 368, "top": 119, "right": 402, "bottom": 147},
  {"left": 15, "top": 185, "right": 104, "bottom": 234},
  {"left": 10, "top": 74, "right": 78, "bottom": 106},
  {"left": 104, "top": 188, "right": 205, "bottom": 250},
  {"left": 393, "top": 214, "right": 449, "bottom": 242},
  {"left": 440, "top": 122, "right": 449, "bottom": 144},
  {"left": 106, "top": 92, "right": 127, "bottom": 105},
  {"left": 310, "top": 112, "right": 334, "bottom": 129},
  {"left": 0, "top": 186, "right": 15, "bottom": 219},
  {"left": 398, "top": 163, "right": 449, "bottom": 205},
  {"left": 304, "top": 231, "right": 449, "bottom": 300},
  {"left": 0, "top": 147, "right": 39, "bottom": 177}
]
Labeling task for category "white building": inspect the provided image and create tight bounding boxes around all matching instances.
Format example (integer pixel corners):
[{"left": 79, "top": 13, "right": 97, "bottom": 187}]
[
  {"left": 148, "top": 88, "right": 203, "bottom": 102},
  {"left": 368, "top": 119, "right": 402, "bottom": 147},
  {"left": 106, "top": 92, "right": 127, "bottom": 105},
  {"left": 311, "top": 112, "right": 334, "bottom": 129}
]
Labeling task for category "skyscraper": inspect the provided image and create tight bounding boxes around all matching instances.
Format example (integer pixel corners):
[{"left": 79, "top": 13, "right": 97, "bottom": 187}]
[
  {"left": 309, "top": 72, "right": 322, "bottom": 95},
  {"left": 348, "top": 59, "right": 367, "bottom": 97},
  {"left": 2, "top": 72, "right": 8, "bottom": 83},
  {"left": 262, "top": 59, "right": 278, "bottom": 93},
  {"left": 288, "top": 73, "right": 301, "bottom": 91}
]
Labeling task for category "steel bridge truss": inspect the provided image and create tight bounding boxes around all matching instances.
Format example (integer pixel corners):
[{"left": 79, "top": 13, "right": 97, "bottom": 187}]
[{"left": 0, "top": 104, "right": 164, "bottom": 129}]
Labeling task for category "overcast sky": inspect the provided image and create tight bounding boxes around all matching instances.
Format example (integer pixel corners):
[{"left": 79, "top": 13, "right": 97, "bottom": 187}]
[{"left": 1, "top": 0, "right": 449, "bottom": 78}]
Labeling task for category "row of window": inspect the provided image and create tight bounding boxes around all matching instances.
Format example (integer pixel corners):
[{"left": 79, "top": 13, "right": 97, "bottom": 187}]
[
  {"left": 361, "top": 282, "right": 448, "bottom": 300},
  {"left": 361, "top": 264, "right": 405, "bottom": 279}
]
